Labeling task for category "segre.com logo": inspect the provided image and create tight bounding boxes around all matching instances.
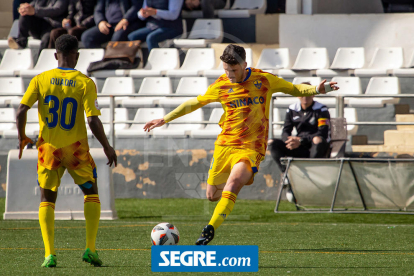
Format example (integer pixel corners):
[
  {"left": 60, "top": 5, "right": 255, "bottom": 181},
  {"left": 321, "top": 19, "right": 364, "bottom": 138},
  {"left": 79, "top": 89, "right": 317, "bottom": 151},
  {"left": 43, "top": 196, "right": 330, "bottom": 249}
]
[{"left": 151, "top": 245, "right": 258, "bottom": 272}]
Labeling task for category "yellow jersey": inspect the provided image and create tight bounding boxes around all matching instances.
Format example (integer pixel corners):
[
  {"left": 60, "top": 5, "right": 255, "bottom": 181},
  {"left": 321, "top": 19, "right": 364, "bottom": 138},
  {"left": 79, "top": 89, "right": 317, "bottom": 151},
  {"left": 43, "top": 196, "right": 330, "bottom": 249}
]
[
  {"left": 21, "top": 68, "right": 101, "bottom": 170},
  {"left": 197, "top": 68, "right": 317, "bottom": 155}
]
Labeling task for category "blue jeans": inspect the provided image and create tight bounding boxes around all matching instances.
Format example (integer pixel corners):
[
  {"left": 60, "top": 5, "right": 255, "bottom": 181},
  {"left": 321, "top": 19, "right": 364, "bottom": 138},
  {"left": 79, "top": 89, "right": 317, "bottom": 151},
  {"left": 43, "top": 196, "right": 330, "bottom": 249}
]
[{"left": 127, "top": 27, "right": 183, "bottom": 52}]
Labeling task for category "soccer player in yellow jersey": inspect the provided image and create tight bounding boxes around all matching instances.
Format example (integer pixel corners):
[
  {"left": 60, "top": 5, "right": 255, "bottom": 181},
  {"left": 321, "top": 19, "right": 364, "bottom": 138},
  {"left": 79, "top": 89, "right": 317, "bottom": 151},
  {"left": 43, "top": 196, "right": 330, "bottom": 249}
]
[
  {"left": 16, "top": 35, "right": 117, "bottom": 267},
  {"left": 144, "top": 44, "right": 339, "bottom": 245}
]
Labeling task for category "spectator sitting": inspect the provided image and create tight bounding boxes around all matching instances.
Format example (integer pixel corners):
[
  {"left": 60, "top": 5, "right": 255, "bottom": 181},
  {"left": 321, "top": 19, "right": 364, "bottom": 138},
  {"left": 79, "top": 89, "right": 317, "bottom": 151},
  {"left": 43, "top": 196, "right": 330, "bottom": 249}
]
[
  {"left": 183, "top": 0, "right": 227, "bottom": 18},
  {"left": 127, "top": 0, "right": 184, "bottom": 52},
  {"left": 48, "top": 0, "right": 97, "bottom": 49},
  {"left": 81, "top": 0, "right": 144, "bottom": 48},
  {"left": 268, "top": 83, "right": 331, "bottom": 202},
  {"left": 8, "top": 0, "right": 69, "bottom": 51}
]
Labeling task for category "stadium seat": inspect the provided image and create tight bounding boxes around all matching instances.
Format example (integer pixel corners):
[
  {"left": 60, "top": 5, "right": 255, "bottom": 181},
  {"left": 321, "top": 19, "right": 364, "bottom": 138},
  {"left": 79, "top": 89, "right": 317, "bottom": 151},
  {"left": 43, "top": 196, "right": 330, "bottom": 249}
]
[
  {"left": 159, "top": 77, "right": 208, "bottom": 107},
  {"left": 121, "top": 77, "right": 172, "bottom": 108},
  {"left": 278, "top": 48, "right": 329, "bottom": 78},
  {"left": 152, "top": 108, "right": 204, "bottom": 137},
  {"left": 3, "top": 108, "right": 38, "bottom": 138},
  {"left": 75, "top": 49, "right": 105, "bottom": 75},
  {"left": 218, "top": 0, "right": 267, "bottom": 18},
  {"left": 348, "top": 77, "right": 400, "bottom": 108},
  {"left": 392, "top": 50, "right": 414, "bottom": 77},
  {"left": 203, "top": 48, "right": 253, "bottom": 79},
  {"left": 116, "top": 108, "right": 166, "bottom": 138},
  {"left": 182, "top": 0, "right": 231, "bottom": 18},
  {"left": 315, "top": 77, "right": 363, "bottom": 107},
  {"left": 89, "top": 77, "right": 99, "bottom": 93},
  {"left": 191, "top": 108, "right": 224, "bottom": 138},
  {"left": 273, "top": 77, "right": 321, "bottom": 108},
  {"left": 129, "top": 48, "right": 180, "bottom": 78},
  {"left": 166, "top": 48, "right": 215, "bottom": 77},
  {"left": 173, "top": 19, "right": 223, "bottom": 48},
  {"left": 99, "top": 77, "right": 135, "bottom": 107},
  {"left": 255, "top": 48, "right": 290, "bottom": 72},
  {"left": 329, "top": 107, "right": 358, "bottom": 135},
  {"left": 20, "top": 49, "right": 57, "bottom": 78},
  {"left": 354, "top": 48, "right": 403, "bottom": 77},
  {"left": 0, "top": 108, "right": 16, "bottom": 135},
  {"left": 0, "top": 49, "right": 33, "bottom": 77},
  {"left": 0, "top": 77, "right": 25, "bottom": 107},
  {"left": 86, "top": 108, "right": 129, "bottom": 137},
  {"left": 28, "top": 37, "right": 41, "bottom": 49},
  {"left": 316, "top": 47, "right": 365, "bottom": 77}
]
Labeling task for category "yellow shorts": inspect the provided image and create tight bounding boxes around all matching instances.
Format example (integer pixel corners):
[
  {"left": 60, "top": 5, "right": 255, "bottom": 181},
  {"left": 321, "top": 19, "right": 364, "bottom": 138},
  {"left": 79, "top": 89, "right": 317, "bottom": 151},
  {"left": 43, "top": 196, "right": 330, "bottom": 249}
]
[
  {"left": 207, "top": 145, "right": 264, "bottom": 186},
  {"left": 37, "top": 162, "right": 97, "bottom": 192}
]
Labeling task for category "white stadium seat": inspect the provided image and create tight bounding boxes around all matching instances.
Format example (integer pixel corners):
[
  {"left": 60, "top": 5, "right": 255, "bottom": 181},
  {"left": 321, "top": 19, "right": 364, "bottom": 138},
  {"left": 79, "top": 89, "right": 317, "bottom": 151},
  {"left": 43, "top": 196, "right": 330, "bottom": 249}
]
[
  {"left": 87, "top": 108, "right": 129, "bottom": 137},
  {"left": 75, "top": 49, "right": 105, "bottom": 75},
  {"left": 392, "top": 49, "right": 414, "bottom": 77},
  {"left": 99, "top": 77, "right": 135, "bottom": 107},
  {"left": 315, "top": 77, "right": 363, "bottom": 107},
  {"left": 203, "top": 48, "right": 253, "bottom": 78},
  {"left": 0, "top": 49, "right": 33, "bottom": 77},
  {"left": 122, "top": 77, "right": 172, "bottom": 108},
  {"left": 316, "top": 47, "right": 365, "bottom": 77},
  {"left": 3, "top": 108, "right": 38, "bottom": 138},
  {"left": 116, "top": 108, "right": 166, "bottom": 138},
  {"left": 191, "top": 108, "right": 224, "bottom": 138},
  {"left": 152, "top": 108, "right": 204, "bottom": 137},
  {"left": 159, "top": 77, "right": 208, "bottom": 107},
  {"left": 256, "top": 48, "right": 290, "bottom": 72},
  {"left": 0, "top": 77, "right": 25, "bottom": 107},
  {"left": 329, "top": 108, "right": 358, "bottom": 136},
  {"left": 348, "top": 77, "right": 400, "bottom": 108},
  {"left": 0, "top": 108, "right": 16, "bottom": 135},
  {"left": 20, "top": 49, "right": 57, "bottom": 78},
  {"left": 167, "top": 48, "right": 215, "bottom": 77},
  {"left": 130, "top": 48, "right": 180, "bottom": 78},
  {"left": 273, "top": 77, "right": 321, "bottom": 108},
  {"left": 218, "top": 0, "right": 267, "bottom": 18},
  {"left": 173, "top": 19, "right": 223, "bottom": 48},
  {"left": 354, "top": 48, "right": 403, "bottom": 77},
  {"left": 278, "top": 48, "right": 329, "bottom": 78}
]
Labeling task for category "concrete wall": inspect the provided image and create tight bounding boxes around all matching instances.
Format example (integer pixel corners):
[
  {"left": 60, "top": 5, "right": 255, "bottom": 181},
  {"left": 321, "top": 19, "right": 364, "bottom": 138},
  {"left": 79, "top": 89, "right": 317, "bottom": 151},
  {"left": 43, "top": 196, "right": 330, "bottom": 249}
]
[
  {"left": 0, "top": 149, "right": 283, "bottom": 201},
  {"left": 286, "top": 0, "right": 384, "bottom": 14},
  {"left": 279, "top": 13, "right": 414, "bottom": 66}
]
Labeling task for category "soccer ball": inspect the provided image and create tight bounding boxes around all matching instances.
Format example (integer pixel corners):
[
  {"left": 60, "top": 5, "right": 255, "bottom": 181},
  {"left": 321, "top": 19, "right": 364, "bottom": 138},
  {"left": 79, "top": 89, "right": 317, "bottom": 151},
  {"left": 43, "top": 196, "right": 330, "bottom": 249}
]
[{"left": 151, "top": 223, "right": 180, "bottom": 245}]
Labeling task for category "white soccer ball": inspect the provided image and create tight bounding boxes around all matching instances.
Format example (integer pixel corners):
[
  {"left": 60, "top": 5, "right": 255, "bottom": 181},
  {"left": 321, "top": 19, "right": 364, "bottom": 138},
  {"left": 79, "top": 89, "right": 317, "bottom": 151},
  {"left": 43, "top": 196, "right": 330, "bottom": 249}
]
[{"left": 151, "top": 223, "right": 180, "bottom": 245}]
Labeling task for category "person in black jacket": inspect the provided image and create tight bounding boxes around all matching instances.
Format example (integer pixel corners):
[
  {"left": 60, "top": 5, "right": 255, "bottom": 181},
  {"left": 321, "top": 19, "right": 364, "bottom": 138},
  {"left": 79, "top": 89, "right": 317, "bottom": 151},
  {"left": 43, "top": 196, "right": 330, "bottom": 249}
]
[
  {"left": 48, "top": 0, "right": 97, "bottom": 49},
  {"left": 8, "top": 0, "right": 69, "bottom": 51},
  {"left": 81, "top": 0, "right": 145, "bottom": 48},
  {"left": 269, "top": 87, "right": 331, "bottom": 173}
]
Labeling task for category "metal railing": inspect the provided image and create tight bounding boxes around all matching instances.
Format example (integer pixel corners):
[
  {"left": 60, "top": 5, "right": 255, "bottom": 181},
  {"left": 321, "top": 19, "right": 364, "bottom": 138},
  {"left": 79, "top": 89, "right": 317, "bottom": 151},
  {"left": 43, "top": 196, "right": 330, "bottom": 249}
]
[{"left": 3, "top": 93, "right": 414, "bottom": 149}]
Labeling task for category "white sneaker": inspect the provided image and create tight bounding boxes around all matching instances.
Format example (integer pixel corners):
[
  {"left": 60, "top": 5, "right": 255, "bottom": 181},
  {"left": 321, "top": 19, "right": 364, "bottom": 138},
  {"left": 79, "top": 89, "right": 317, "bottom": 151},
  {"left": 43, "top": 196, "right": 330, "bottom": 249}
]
[{"left": 286, "top": 189, "right": 295, "bottom": 203}]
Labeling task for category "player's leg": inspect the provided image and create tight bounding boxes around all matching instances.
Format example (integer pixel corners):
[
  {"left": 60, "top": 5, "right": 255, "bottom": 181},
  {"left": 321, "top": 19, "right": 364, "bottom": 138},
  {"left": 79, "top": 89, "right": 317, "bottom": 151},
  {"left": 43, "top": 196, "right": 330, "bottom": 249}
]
[
  {"left": 69, "top": 164, "right": 102, "bottom": 266},
  {"left": 310, "top": 136, "right": 330, "bottom": 158},
  {"left": 197, "top": 160, "right": 253, "bottom": 245},
  {"left": 206, "top": 183, "right": 225, "bottom": 202},
  {"left": 37, "top": 165, "right": 64, "bottom": 267}
]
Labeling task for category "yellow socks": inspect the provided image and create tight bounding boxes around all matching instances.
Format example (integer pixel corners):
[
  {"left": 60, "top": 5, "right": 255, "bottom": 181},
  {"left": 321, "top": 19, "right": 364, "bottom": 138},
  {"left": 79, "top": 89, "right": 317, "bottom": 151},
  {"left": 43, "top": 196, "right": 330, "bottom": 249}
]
[
  {"left": 39, "top": 202, "right": 56, "bottom": 257},
  {"left": 208, "top": 191, "right": 237, "bottom": 230},
  {"left": 84, "top": 194, "right": 101, "bottom": 253}
]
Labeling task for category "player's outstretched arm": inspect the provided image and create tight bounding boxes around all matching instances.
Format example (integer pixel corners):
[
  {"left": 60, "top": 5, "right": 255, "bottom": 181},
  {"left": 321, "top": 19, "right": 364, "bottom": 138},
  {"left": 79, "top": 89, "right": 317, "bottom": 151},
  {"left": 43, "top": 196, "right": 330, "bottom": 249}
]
[
  {"left": 316, "top": 79, "right": 339, "bottom": 94},
  {"left": 143, "top": 98, "right": 205, "bottom": 132},
  {"left": 87, "top": 116, "right": 117, "bottom": 167},
  {"left": 16, "top": 104, "right": 34, "bottom": 159}
]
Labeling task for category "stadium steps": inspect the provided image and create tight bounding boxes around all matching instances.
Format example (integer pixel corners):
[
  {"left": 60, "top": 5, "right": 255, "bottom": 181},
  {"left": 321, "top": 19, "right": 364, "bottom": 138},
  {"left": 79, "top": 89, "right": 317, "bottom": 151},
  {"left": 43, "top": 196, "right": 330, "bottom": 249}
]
[
  {"left": 352, "top": 114, "right": 414, "bottom": 153},
  {"left": 0, "top": 11, "right": 13, "bottom": 39}
]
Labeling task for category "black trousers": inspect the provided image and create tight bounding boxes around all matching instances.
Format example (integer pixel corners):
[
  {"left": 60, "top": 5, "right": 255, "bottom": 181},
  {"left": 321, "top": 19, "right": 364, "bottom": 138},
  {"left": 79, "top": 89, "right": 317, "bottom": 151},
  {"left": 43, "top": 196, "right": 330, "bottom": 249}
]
[
  {"left": 269, "top": 138, "right": 330, "bottom": 172},
  {"left": 16, "top": 15, "right": 53, "bottom": 51}
]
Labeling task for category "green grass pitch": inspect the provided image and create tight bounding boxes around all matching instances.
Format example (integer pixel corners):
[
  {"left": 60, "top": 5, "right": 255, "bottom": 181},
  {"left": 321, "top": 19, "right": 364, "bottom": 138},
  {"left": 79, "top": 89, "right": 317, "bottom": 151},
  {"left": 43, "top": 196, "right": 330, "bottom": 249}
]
[{"left": 1, "top": 197, "right": 413, "bottom": 275}]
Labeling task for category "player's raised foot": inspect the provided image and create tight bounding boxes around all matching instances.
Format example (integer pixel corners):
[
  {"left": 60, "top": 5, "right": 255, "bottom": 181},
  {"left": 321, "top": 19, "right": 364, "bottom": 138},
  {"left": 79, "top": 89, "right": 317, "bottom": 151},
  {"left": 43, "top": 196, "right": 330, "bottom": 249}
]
[
  {"left": 82, "top": 248, "right": 103, "bottom": 267},
  {"left": 195, "top": 225, "right": 215, "bottom": 245},
  {"left": 41, "top": 254, "right": 57, "bottom": 267}
]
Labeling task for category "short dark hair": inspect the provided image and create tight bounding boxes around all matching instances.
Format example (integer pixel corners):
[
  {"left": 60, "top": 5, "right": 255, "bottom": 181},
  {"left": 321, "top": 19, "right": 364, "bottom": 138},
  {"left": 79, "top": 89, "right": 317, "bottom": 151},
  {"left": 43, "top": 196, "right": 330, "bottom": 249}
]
[
  {"left": 55, "top": 34, "right": 78, "bottom": 55},
  {"left": 220, "top": 44, "right": 246, "bottom": 65}
]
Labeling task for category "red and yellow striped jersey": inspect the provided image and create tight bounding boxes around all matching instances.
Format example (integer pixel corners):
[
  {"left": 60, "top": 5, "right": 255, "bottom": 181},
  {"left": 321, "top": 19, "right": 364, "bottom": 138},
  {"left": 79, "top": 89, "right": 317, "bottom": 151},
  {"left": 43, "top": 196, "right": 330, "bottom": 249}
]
[{"left": 197, "top": 68, "right": 317, "bottom": 155}]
